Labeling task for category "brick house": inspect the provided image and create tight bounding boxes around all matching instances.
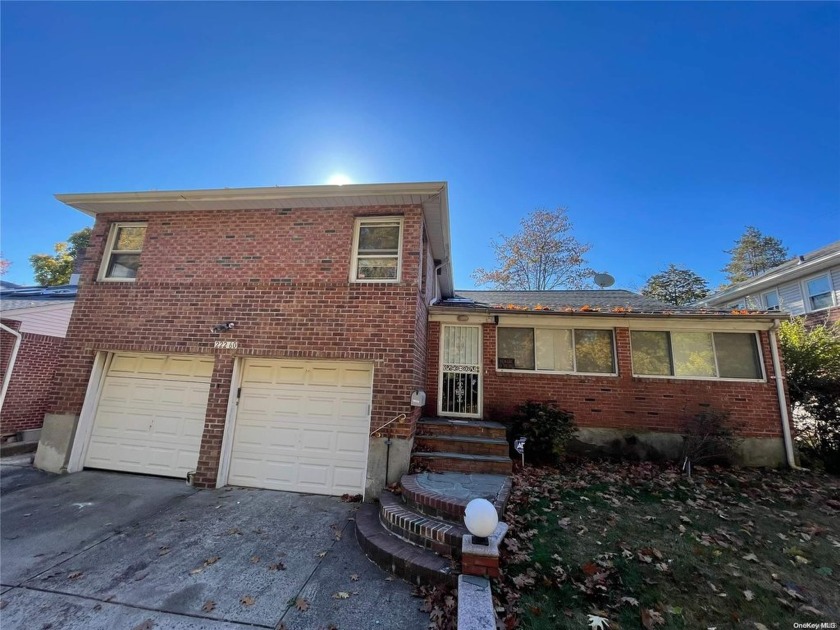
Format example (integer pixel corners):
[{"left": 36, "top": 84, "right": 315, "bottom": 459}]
[
  {"left": 34, "top": 182, "right": 795, "bottom": 499},
  {"left": 424, "top": 290, "right": 793, "bottom": 467},
  {"left": 1, "top": 288, "right": 76, "bottom": 439},
  {"left": 697, "top": 240, "right": 840, "bottom": 327}
]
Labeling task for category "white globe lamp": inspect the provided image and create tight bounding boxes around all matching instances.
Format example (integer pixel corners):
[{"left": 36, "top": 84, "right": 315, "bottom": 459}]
[{"left": 464, "top": 498, "right": 498, "bottom": 545}]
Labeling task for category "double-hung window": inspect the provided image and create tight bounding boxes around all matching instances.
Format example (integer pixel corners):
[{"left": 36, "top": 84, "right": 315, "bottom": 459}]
[
  {"left": 630, "top": 330, "right": 763, "bottom": 380},
  {"left": 761, "top": 290, "right": 780, "bottom": 311},
  {"left": 351, "top": 217, "right": 402, "bottom": 282},
  {"left": 803, "top": 274, "right": 834, "bottom": 311},
  {"left": 99, "top": 223, "right": 147, "bottom": 281},
  {"left": 497, "top": 327, "right": 616, "bottom": 374}
]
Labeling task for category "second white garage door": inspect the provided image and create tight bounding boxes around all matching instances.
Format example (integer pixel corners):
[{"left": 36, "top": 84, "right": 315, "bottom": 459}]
[{"left": 228, "top": 358, "right": 373, "bottom": 496}]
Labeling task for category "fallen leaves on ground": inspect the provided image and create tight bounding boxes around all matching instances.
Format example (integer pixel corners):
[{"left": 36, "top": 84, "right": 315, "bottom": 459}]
[
  {"left": 332, "top": 591, "right": 351, "bottom": 599},
  {"left": 131, "top": 621, "right": 155, "bottom": 630},
  {"left": 67, "top": 571, "right": 83, "bottom": 580},
  {"left": 349, "top": 573, "right": 359, "bottom": 581},
  {"left": 190, "top": 556, "right": 220, "bottom": 575},
  {"left": 267, "top": 561, "right": 286, "bottom": 571},
  {"left": 413, "top": 584, "right": 457, "bottom": 630},
  {"left": 240, "top": 595, "right": 255, "bottom": 607},
  {"left": 295, "top": 597, "right": 310, "bottom": 611},
  {"left": 494, "top": 461, "right": 840, "bottom": 629},
  {"left": 340, "top": 493, "right": 362, "bottom": 502},
  {"left": 201, "top": 600, "right": 216, "bottom": 612}
]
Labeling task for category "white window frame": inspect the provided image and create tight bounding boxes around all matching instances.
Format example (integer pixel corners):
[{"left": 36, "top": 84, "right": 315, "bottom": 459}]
[
  {"left": 350, "top": 216, "right": 403, "bottom": 283},
  {"left": 630, "top": 330, "right": 766, "bottom": 382},
  {"left": 495, "top": 326, "right": 618, "bottom": 377},
  {"left": 801, "top": 272, "right": 836, "bottom": 312},
  {"left": 761, "top": 289, "right": 781, "bottom": 311},
  {"left": 98, "top": 222, "right": 147, "bottom": 282}
]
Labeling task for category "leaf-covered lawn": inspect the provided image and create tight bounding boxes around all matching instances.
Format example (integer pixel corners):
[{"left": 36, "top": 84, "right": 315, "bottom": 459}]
[{"left": 495, "top": 462, "right": 840, "bottom": 629}]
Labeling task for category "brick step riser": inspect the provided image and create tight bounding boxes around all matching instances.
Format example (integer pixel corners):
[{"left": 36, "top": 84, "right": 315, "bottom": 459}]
[
  {"left": 379, "top": 512, "right": 461, "bottom": 559},
  {"left": 413, "top": 437, "right": 509, "bottom": 457},
  {"left": 411, "top": 456, "right": 512, "bottom": 476},
  {"left": 355, "top": 506, "right": 458, "bottom": 587},
  {"left": 415, "top": 423, "right": 506, "bottom": 440}
]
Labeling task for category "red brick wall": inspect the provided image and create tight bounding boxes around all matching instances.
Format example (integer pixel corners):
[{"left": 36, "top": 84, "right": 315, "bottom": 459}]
[
  {"left": 1, "top": 319, "right": 64, "bottom": 434},
  {"left": 425, "top": 322, "right": 786, "bottom": 439},
  {"left": 803, "top": 306, "right": 839, "bottom": 328},
  {"left": 50, "top": 204, "right": 430, "bottom": 486}
]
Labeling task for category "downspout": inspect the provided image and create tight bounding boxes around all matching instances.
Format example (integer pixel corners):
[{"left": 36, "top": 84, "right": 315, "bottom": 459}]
[
  {"left": 0, "top": 323, "right": 23, "bottom": 414},
  {"left": 768, "top": 320, "right": 799, "bottom": 468}
]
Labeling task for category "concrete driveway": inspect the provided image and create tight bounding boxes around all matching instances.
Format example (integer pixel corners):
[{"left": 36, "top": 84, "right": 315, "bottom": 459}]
[{"left": 0, "top": 457, "right": 429, "bottom": 629}]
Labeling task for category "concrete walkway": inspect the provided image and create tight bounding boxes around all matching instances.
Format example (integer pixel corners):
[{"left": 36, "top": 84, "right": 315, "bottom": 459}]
[{"left": 0, "top": 459, "right": 428, "bottom": 630}]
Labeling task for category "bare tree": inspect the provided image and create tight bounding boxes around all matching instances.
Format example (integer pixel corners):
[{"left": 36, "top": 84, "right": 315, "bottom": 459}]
[{"left": 472, "top": 208, "right": 593, "bottom": 290}]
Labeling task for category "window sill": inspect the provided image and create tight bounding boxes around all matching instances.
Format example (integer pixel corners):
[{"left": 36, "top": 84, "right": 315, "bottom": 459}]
[
  {"left": 496, "top": 369, "right": 618, "bottom": 378},
  {"left": 631, "top": 374, "right": 766, "bottom": 384},
  {"left": 96, "top": 277, "right": 138, "bottom": 283}
]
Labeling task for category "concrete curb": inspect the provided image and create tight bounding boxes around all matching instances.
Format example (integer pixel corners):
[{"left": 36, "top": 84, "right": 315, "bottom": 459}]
[{"left": 457, "top": 574, "right": 496, "bottom": 630}]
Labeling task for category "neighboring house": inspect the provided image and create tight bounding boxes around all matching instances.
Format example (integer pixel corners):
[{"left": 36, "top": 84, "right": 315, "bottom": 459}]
[
  {"left": 696, "top": 240, "right": 840, "bottom": 327},
  {"left": 35, "top": 183, "right": 794, "bottom": 500},
  {"left": 1, "top": 286, "right": 77, "bottom": 438}
]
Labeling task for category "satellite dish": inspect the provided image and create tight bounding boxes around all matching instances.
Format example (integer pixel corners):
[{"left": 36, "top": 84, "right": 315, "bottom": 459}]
[{"left": 593, "top": 272, "right": 615, "bottom": 289}]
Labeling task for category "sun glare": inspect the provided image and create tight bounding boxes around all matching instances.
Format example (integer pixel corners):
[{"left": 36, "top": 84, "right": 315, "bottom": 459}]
[{"left": 327, "top": 173, "right": 353, "bottom": 186}]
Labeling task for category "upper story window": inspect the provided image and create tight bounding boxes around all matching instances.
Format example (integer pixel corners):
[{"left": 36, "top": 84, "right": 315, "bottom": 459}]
[
  {"left": 630, "top": 330, "right": 763, "bottom": 380},
  {"left": 351, "top": 217, "right": 403, "bottom": 282},
  {"left": 497, "top": 327, "right": 616, "bottom": 375},
  {"left": 804, "top": 274, "right": 834, "bottom": 311},
  {"left": 98, "top": 223, "right": 147, "bottom": 281},
  {"left": 762, "top": 289, "right": 780, "bottom": 311}
]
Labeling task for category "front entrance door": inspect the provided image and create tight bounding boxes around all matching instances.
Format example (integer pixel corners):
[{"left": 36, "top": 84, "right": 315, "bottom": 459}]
[{"left": 439, "top": 325, "right": 481, "bottom": 418}]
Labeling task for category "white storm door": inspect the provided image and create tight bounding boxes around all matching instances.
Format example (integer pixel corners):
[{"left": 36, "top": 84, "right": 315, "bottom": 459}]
[{"left": 439, "top": 325, "right": 482, "bottom": 418}]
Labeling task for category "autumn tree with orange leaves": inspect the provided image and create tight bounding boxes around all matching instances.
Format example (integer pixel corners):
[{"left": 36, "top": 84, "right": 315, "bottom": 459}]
[{"left": 471, "top": 208, "right": 593, "bottom": 290}]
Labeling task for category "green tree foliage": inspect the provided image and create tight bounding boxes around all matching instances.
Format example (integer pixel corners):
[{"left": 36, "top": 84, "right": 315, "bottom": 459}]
[
  {"left": 778, "top": 319, "right": 840, "bottom": 473},
  {"left": 641, "top": 264, "right": 709, "bottom": 306},
  {"left": 472, "top": 208, "right": 593, "bottom": 290},
  {"left": 29, "top": 227, "right": 92, "bottom": 286},
  {"left": 723, "top": 226, "right": 788, "bottom": 284}
]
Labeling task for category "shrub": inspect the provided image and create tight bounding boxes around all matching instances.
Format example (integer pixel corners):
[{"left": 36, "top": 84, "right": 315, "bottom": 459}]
[
  {"left": 680, "top": 408, "right": 743, "bottom": 468},
  {"left": 778, "top": 319, "right": 840, "bottom": 474},
  {"left": 507, "top": 401, "right": 577, "bottom": 465}
]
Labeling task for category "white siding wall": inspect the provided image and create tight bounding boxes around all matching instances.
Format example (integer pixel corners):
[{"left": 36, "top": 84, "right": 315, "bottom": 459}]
[
  {"left": 831, "top": 267, "right": 840, "bottom": 307},
  {"left": 734, "top": 265, "right": 840, "bottom": 316},
  {"left": 778, "top": 281, "right": 806, "bottom": 315},
  {"left": 1, "top": 303, "right": 74, "bottom": 338}
]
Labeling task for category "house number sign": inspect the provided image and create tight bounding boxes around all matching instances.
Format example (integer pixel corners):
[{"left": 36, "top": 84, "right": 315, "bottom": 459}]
[{"left": 214, "top": 340, "right": 238, "bottom": 349}]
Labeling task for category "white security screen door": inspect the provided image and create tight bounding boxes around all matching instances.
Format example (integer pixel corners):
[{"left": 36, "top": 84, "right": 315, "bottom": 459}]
[{"left": 439, "top": 325, "right": 481, "bottom": 417}]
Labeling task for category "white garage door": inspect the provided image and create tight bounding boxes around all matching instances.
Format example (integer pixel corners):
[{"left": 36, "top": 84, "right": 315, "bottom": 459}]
[
  {"left": 228, "top": 358, "right": 373, "bottom": 496},
  {"left": 85, "top": 353, "right": 214, "bottom": 478}
]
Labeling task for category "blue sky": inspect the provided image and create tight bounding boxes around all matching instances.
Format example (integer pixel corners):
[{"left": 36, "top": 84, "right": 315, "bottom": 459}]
[{"left": 2, "top": 2, "right": 838, "bottom": 290}]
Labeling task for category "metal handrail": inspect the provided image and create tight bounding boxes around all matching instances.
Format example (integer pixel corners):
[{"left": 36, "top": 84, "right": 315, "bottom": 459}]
[{"left": 370, "top": 413, "right": 406, "bottom": 437}]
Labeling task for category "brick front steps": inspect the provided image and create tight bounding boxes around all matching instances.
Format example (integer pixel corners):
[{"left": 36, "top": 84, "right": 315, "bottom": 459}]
[
  {"left": 355, "top": 472, "right": 513, "bottom": 587},
  {"left": 355, "top": 419, "right": 514, "bottom": 586},
  {"left": 412, "top": 418, "right": 512, "bottom": 475},
  {"left": 355, "top": 502, "right": 457, "bottom": 586}
]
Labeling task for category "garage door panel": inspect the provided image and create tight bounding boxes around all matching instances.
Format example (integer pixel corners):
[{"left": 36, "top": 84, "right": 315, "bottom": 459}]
[
  {"left": 84, "top": 354, "right": 211, "bottom": 479},
  {"left": 335, "top": 433, "right": 367, "bottom": 457},
  {"left": 228, "top": 358, "right": 372, "bottom": 496}
]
